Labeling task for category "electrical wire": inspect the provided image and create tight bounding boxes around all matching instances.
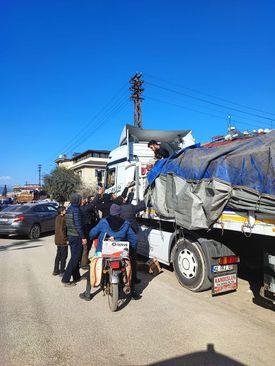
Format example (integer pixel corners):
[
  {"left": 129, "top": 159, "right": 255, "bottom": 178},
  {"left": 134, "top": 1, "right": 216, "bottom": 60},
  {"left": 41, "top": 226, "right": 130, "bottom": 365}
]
[
  {"left": 60, "top": 83, "right": 128, "bottom": 154},
  {"left": 145, "top": 95, "right": 269, "bottom": 130},
  {"left": 146, "top": 81, "right": 275, "bottom": 124},
  {"left": 63, "top": 94, "right": 127, "bottom": 154},
  {"left": 144, "top": 73, "right": 275, "bottom": 117}
]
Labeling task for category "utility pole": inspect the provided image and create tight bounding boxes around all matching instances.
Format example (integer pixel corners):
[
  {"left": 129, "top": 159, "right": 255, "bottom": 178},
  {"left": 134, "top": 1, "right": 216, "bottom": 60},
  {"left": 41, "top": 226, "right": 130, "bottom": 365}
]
[
  {"left": 38, "top": 164, "right": 42, "bottom": 187},
  {"left": 129, "top": 73, "right": 144, "bottom": 128}
]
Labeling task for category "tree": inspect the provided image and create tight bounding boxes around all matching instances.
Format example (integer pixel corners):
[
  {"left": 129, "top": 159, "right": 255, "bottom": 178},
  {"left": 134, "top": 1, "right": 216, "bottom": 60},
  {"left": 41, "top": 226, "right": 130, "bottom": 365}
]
[
  {"left": 2, "top": 185, "right": 7, "bottom": 197},
  {"left": 77, "top": 183, "right": 97, "bottom": 199},
  {"left": 43, "top": 167, "right": 82, "bottom": 203}
]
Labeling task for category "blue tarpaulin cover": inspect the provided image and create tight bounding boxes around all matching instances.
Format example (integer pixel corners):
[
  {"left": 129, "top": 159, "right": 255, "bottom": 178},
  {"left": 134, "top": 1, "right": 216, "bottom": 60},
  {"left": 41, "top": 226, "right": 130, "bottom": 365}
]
[{"left": 146, "top": 131, "right": 275, "bottom": 230}]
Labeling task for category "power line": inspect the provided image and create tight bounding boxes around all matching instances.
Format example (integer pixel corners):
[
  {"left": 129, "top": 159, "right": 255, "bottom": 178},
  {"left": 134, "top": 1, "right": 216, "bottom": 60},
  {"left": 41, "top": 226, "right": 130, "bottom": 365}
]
[
  {"left": 145, "top": 73, "right": 275, "bottom": 117},
  {"left": 63, "top": 94, "right": 127, "bottom": 154},
  {"left": 146, "top": 81, "right": 275, "bottom": 124},
  {"left": 64, "top": 98, "right": 128, "bottom": 154},
  {"left": 60, "top": 83, "right": 128, "bottom": 154},
  {"left": 145, "top": 95, "right": 268, "bottom": 130}
]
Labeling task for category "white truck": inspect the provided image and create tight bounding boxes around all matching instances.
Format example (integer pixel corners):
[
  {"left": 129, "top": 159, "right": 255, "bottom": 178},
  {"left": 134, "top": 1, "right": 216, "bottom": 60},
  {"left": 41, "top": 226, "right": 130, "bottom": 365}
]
[{"left": 105, "top": 124, "right": 275, "bottom": 299}]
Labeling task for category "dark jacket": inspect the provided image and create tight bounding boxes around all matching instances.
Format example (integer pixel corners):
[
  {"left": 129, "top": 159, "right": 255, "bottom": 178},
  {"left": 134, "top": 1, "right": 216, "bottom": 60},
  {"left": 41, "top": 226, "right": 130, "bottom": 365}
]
[
  {"left": 89, "top": 216, "right": 137, "bottom": 254},
  {"left": 92, "top": 193, "right": 112, "bottom": 218},
  {"left": 155, "top": 145, "right": 170, "bottom": 159},
  {"left": 66, "top": 204, "right": 84, "bottom": 238},
  {"left": 54, "top": 214, "right": 67, "bottom": 245},
  {"left": 80, "top": 202, "right": 98, "bottom": 228},
  {"left": 120, "top": 201, "right": 146, "bottom": 233}
]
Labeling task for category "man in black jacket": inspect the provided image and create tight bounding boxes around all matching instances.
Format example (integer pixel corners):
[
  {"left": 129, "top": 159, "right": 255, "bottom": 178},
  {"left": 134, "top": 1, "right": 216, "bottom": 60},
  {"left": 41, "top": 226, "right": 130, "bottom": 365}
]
[
  {"left": 92, "top": 186, "right": 112, "bottom": 218},
  {"left": 80, "top": 197, "right": 98, "bottom": 267},
  {"left": 148, "top": 140, "right": 170, "bottom": 160},
  {"left": 62, "top": 194, "right": 86, "bottom": 286}
]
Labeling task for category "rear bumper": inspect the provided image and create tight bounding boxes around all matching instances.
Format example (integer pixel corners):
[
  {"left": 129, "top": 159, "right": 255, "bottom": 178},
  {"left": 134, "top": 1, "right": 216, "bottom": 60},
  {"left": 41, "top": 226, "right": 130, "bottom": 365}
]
[{"left": 0, "top": 224, "right": 30, "bottom": 236}]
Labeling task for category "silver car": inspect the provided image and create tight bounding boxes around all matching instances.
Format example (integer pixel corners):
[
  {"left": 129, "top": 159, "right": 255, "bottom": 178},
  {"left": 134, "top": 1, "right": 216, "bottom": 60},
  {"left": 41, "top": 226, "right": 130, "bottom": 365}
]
[{"left": 0, "top": 203, "right": 58, "bottom": 239}]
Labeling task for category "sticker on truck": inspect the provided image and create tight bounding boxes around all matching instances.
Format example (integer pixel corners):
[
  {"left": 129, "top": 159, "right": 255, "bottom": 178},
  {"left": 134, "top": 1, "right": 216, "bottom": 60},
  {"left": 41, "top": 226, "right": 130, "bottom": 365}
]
[{"left": 212, "top": 273, "right": 238, "bottom": 295}]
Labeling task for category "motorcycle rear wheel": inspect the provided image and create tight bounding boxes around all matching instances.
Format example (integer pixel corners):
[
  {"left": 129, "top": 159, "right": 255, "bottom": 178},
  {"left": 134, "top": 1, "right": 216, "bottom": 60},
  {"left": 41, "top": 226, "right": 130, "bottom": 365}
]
[{"left": 107, "top": 283, "right": 119, "bottom": 312}]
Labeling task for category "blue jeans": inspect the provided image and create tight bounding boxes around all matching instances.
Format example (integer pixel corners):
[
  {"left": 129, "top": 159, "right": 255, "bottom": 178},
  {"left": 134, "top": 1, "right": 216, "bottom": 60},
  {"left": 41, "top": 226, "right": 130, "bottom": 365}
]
[{"left": 62, "top": 236, "right": 82, "bottom": 283}]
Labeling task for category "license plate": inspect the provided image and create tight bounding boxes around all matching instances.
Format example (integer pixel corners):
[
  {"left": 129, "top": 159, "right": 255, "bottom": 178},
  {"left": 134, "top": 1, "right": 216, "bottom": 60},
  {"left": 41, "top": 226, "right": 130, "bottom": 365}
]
[
  {"left": 212, "top": 273, "right": 237, "bottom": 295},
  {"left": 211, "top": 264, "right": 234, "bottom": 273}
]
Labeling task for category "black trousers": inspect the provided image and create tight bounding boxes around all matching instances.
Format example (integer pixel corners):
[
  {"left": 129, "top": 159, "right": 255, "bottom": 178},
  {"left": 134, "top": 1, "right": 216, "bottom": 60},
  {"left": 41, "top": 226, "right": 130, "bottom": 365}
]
[
  {"left": 62, "top": 236, "right": 82, "bottom": 283},
  {"left": 54, "top": 245, "right": 68, "bottom": 273},
  {"left": 80, "top": 226, "right": 92, "bottom": 267}
]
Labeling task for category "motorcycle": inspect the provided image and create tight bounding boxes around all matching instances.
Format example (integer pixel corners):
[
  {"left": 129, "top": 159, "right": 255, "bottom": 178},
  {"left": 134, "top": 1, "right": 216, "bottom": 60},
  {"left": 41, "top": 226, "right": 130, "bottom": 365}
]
[{"left": 101, "top": 239, "right": 131, "bottom": 312}]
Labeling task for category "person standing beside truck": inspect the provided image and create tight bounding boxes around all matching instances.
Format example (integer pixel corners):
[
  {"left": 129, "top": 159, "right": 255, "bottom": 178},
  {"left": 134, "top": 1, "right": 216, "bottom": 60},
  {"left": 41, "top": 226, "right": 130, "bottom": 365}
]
[
  {"left": 62, "top": 194, "right": 87, "bottom": 287},
  {"left": 148, "top": 140, "right": 170, "bottom": 160},
  {"left": 92, "top": 185, "right": 112, "bottom": 218},
  {"left": 80, "top": 196, "right": 98, "bottom": 268}
]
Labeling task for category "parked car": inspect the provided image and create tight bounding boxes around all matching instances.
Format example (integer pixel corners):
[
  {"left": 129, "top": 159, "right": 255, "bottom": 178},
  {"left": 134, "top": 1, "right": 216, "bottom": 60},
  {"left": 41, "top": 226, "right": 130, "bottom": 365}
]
[
  {"left": 0, "top": 197, "right": 14, "bottom": 212},
  {"left": 0, "top": 202, "right": 58, "bottom": 239}
]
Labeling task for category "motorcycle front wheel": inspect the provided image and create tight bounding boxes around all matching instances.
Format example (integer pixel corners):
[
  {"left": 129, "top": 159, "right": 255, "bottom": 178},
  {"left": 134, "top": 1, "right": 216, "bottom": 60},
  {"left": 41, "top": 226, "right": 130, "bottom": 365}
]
[{"left": 107, "top": 283, "right": 119, "bottom": 312}]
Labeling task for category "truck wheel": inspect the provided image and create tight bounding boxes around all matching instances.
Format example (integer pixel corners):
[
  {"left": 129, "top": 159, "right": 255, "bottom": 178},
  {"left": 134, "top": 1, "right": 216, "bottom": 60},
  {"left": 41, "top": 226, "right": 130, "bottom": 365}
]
[
  {"left": 173, "top": 238, "right": 211, "bottom": 292},
  {"left": 29, "top": 224, "right": 41, "bottom": 240}
]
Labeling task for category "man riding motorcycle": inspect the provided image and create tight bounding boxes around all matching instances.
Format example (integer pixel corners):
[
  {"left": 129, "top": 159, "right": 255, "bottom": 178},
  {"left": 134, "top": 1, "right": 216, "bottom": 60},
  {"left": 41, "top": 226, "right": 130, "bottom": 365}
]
[{"left": 79, "top": 203, "right": 140, "bottom": 301}]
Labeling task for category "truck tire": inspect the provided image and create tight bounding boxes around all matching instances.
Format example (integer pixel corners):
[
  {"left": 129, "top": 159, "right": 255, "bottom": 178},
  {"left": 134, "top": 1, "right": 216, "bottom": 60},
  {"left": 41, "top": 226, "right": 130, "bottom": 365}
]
[
  {"left": 29, "top": 224, "right": 41, "bottom": 240},
  {"left": 173, "top": 238, "right": 211, "bottom": 292}
]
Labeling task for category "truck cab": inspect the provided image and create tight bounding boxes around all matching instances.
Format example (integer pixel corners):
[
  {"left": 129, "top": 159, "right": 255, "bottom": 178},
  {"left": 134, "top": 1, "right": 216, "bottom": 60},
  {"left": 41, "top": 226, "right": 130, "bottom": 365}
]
[{"left": 105, "top": 124, "right": 194, "bottom": 201}]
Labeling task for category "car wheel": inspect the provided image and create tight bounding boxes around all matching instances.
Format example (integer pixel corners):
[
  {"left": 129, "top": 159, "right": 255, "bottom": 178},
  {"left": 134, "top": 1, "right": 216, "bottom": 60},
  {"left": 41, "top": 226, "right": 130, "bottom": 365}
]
[
  {"left": 173, "top": 238, "right": 211, "bottom": 292},
  {"left": 29, "top": 224, "right": 41, "bottom": 239}
]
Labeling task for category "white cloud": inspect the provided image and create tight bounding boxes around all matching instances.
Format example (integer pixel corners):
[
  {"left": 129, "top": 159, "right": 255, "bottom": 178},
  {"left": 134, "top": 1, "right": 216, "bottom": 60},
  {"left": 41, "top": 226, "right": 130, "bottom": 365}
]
[{"left": 0, "top": 176, "right": 11, "bottom": 181}]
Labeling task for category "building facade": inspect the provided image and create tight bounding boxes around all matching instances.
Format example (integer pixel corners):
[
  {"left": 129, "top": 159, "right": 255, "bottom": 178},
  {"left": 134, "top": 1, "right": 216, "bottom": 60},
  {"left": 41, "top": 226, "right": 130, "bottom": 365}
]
[{"left": 55, "top": 149, "right": 110, "bottom": 187}]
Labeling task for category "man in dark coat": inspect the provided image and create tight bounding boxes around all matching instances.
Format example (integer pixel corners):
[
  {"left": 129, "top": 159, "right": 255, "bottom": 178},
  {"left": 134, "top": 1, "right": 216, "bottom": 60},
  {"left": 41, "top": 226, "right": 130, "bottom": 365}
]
[
  {"left": 80, "top": 197, "right": 98, "bottom": 267},
  {"left": 148, "top": 140, "right": 170, "bottom": 160},
  {"left": 62, "top": 194, "right": 86, "bottom": 286},
  {"left": 92, "top": 186, "right": 112, "bottom": 218}
]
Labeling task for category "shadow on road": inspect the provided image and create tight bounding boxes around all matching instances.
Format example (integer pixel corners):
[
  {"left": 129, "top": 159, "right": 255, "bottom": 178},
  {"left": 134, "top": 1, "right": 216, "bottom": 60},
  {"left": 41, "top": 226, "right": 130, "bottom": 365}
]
[
  {"left": 0, "top": 239, "right": 42, "bottom": 252},
  {"left": 134, "top": 259, "right": 164, "bottom": 297},
  {"left": 149, "top": 344, "right": 245, "bottom": 366}
]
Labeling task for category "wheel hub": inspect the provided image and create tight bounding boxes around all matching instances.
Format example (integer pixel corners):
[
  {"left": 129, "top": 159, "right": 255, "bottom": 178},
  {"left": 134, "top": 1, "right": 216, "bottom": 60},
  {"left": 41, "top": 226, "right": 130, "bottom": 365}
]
[{"left": 178, "top": 248, "right": 198, "bottom": 279}]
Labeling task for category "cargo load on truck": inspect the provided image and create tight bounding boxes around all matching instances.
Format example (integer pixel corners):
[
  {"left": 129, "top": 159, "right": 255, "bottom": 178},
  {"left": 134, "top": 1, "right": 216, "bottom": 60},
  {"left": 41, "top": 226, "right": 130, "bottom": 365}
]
[{"left": 145, "top": 130, "right": 275, "bottom": 230}]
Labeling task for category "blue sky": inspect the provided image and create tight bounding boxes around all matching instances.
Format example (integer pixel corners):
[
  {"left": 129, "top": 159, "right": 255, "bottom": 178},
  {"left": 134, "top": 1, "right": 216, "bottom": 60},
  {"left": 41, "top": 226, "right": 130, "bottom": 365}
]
[{"left": 1, "top": 0, "right": 274, "bottom": 186}]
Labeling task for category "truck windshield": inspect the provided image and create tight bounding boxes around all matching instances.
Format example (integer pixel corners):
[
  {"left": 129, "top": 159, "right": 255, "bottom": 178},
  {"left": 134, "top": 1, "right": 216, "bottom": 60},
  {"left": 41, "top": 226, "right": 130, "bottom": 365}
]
[{"left": 105, "top": 167, "right": 116, "bottom": 189}]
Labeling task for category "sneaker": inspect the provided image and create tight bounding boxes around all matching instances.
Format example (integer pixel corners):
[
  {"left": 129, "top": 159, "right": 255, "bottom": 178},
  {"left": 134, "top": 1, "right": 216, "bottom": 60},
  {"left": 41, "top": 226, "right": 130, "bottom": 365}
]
[
  {"left": 73, "top": 278, "right": 82, "bottom": 283},
  {"left": 79, "top": 292, "right": 92, "bottom": 301},
  {"left": 52, "top": 271, "right": 59, "bottom": 276},
  {"left": 131, "top": 290, "right": 142, "bottom": 300},
  {"left": 62, "top": 281, "right": 77, "bottom": 287}
]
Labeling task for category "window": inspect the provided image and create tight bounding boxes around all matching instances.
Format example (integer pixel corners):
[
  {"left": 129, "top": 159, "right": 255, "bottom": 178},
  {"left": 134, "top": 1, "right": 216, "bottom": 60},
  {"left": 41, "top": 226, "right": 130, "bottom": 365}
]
[
  {"left": 46, "top": 205, "right": 57, "bottom": 212},
  {"left": 32, "top": 205, "right": 47, "bottom": 213},
  {"left": 93, "top": 152, "right": 99, "bottom": 158},
  {"left": 105, "top": 168, "right": 116, "bottom": 189}
]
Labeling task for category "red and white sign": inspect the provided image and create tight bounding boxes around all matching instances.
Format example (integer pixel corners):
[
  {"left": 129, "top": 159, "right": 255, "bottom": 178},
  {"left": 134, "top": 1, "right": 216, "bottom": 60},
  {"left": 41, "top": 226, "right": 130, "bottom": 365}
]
[
  {"left": 102, "top": 240, "right": 129, "bottom": 258},
  {"left": 213, "top": 273, "right": 238, "bottom": 294}
]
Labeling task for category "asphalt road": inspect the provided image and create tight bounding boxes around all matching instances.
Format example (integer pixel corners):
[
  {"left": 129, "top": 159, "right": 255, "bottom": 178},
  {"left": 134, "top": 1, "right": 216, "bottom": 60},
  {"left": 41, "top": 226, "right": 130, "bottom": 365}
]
[{"left": 0, "top": 235, "right": 274, "bottom": 366}]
